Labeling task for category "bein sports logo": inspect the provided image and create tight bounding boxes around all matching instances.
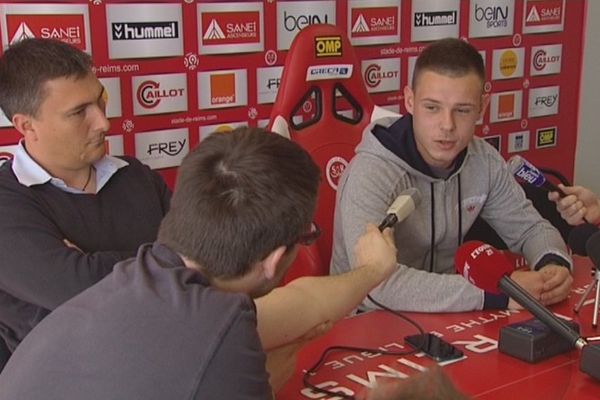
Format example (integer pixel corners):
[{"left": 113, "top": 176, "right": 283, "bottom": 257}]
[{"left": 136, "top": 80, "right": 185, "bottom": 109}]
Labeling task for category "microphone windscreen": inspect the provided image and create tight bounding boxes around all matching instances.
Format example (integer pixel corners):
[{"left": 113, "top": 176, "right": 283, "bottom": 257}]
[
  {"left": 568, "top": 223, "right": 599, "bottom": 256},
  {"left": 585, "top": 230, "right": 600, "bottom": 267},
  {"left": 455, "top": 241, "right": 514, "bottom": 294}
]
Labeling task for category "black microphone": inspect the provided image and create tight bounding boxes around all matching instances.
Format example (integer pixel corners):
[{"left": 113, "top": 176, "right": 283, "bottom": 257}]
[
  {"left": 378, "top": 188, "right": 422, "bottom": 231},
  {"left": 456, "top": 241, "right": 600, "bottom": 380},
  {"left": 568, "top": 223, "right": 599, "bottom": 256},
  {"left": 507, "top": 155, "right": 567, "bottom": 197}
]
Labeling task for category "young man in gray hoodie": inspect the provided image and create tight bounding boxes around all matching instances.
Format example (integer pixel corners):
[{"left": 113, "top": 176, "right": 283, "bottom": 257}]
[{"left": 331, "top": 38, "right": 573, "bottom": 312}]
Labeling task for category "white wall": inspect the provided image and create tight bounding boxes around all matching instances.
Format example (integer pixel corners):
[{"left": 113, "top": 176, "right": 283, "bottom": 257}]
[{"left": 576, "top": 1, "right": 600, "bottom": 194}]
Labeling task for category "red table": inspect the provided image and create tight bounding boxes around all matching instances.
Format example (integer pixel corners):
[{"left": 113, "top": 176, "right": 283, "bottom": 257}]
[{"left": 277, "top": 256, "right": 600, "bottom": 399}]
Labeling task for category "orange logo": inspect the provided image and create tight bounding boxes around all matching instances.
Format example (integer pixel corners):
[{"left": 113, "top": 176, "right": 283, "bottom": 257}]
[
  {"left": 210, "top": 73, "right": 236, "bottom": 105},
  {"left": 498, "top": 93, "right": 515, "bottom": 119}
]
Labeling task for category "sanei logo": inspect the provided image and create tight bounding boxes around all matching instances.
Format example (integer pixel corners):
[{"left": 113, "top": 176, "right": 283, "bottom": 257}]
[
  {"left": 7, "top": 14, "right": 87, "bottom": 48},
  {"left": 414, "top": 11, "right": 457, "bottom": 27},
  {"left": 210, "top": 73, "right": 236, "bottom": 105},
  {"left": 147, "top": 139, "right": 187, "bottom": 156},
  {"left": 364, "top": 64, "right": 398, "bottom": 88},
  {"left": 112, "top": 22, "right": 178, "bottom": 40},
  {"left": 351, "top": 7, "right": 397, "bottom": 34},
  {"left": 284, "top": 11, "right": 329, "bottom": 32},
  {"left": 137, "top": 80, "right": 185, "bottom": 109},
  {"left": 315, "top": 36, "right": 342, "bottom": 57},
  {"left": 202, "top": 15, "right": 259, "bottom": 42},
  {"left": 474, "top": 3, "right": 509, "bottom": 28}
]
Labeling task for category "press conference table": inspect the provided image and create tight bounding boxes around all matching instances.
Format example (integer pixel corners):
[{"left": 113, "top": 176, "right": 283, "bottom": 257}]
[{"left": 277, "top": 256, "right": 600, "bottom": 399}]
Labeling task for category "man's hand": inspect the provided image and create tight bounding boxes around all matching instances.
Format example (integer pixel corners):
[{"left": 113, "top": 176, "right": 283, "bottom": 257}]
[
  {"left": 507, "top": 270, "right": 546, "bottom": 309},
  {"left": 539, "top": 264, "right": 573, "bottom": 305},
  {"left": 548, "top": 184, "right": 600, "bottom": 226},
  {"left": 353, "top": 224, "right": 398, "bottom": 281}
]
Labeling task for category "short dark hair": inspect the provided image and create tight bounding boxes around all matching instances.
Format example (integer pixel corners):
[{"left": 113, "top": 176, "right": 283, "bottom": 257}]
[
  {"left": 0, "top": 38, "right": 93, "bottom": 120},
  {"left": 158, "top": 127, "right": 321, "bottom": 279},
  {"left": 412, "top": 38, "right": 485, "bottom": 89}
]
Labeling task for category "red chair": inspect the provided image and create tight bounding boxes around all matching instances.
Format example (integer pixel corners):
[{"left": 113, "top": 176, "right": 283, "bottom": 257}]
[{"left": 269, "top": 24, "right": 399, "bottom": 281}]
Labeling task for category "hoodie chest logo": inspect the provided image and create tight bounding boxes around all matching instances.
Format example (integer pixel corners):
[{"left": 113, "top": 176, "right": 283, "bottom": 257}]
[
  {"left": 462, "top": 195, "right": 487, "bottom": 214},
  {"left": 326, "top": 156, "right": 349, "bottom": 190}
]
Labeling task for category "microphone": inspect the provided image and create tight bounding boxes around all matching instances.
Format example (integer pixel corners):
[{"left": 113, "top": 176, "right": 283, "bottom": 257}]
[
  {"left": 455, "top": 241, "right": 586, "bottom": 349},
  {"left": 507, "top": 155, "right": 567, "bottom": 197},
  {"left": 456, "top": 241, "right": 600, "bottom": 380},
  {"left": 378, "top": 188, "right": 422, "bottom": 231},
  {"left": 568, "top": 223, "right": 599, "bottom": 256}
]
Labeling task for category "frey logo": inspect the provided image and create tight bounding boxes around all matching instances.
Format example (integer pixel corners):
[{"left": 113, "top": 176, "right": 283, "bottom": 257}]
[{"left": 135, "top": 128, "right": 189, "bottom": 170}]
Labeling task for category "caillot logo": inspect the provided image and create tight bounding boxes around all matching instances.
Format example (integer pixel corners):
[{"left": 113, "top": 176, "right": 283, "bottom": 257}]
[
  {"left": 314, "top": 36, "right": 342, "bottom": 57},
  {"left": 111, "top": 21, "right": 178, "bottom": 40},
  {"left": 532, "top": 49, "right": 560, "bottom": 71},
  {"left": 137, "top": 80, "right": 185, "bottom": 109}
]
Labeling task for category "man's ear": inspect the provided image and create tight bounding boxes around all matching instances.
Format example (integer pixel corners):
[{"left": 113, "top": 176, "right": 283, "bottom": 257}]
[
  {"left": 404, "top": 85, "right": 414, "bottom": 114},
  {"left": 260, "top": 246, "right": 287, "bottom": 280},
  {"left": 12, "top": 113, "right": 36, "bottom": 139}
]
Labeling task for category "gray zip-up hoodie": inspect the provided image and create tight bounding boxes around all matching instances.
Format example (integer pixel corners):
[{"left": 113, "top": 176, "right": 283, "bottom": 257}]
[{"left": 330, "top": 115, "right": 571, "bottom": 312}]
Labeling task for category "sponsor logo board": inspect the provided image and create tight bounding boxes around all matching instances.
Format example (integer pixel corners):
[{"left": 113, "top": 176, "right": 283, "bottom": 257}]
[
  {"left": 198, "top": 2, "right": 264, "bottom": 55},
  {"left": 361, "top": 58, "right": 400, "bottom": 93},
  {"left": 135, "top": 128, "right": 189, "bottom": 169},
  {"left": 528, "top": 85, "right": 559, "bottom": 117},
  {"left": 411, "top": 0, "right": 460, "bottom": 42},
  {"left": 536, "top": 126, "right": 557, "bottom": 148},
  {"left": 306, "top": 64, "right": 353, "bottom": 81},
  {"left": 0, "top": 4, "right": 91, "bottom": 52},
  {"left": 490, "top": 90, "right": 522, "bottom": 123},
  {"left": 523, "top": 0, "right": 565, "bottom": 34},
  {"left": 256, "top": 66, "right": 283, "bottom": 104},
  {"left": 199, "top": 121, "right": 247, "bottom": 141},
  {"left": 492, "top": 47, "right": 525, "bottom": 80},
  {"left": 0, "top": 144, "right": 18, "bottom": 167},
  {"left": 106, "top": 3, "right": 183, "bottom": 59},
  {"left": 315, "top": 35, "right": 342, "bottom": 57},
  {"left": 276, "top": 1, "right": 336, "bottom": 50},
  {"left": 98, "top": 77, "right": 122, "bottom": 119},
  {"left": 348, "top": 0, "right": 401, "bottom": 46},
  {"left": 0, "top": 108, "right": 12, "bottom": 127},
  {"left": 508, "top": 130, "right": 530, "bottom": 153},
  {"left": 469, "top": 0, "right": 514, "bottom": 38},
  {"left": 483, "top": 135, "right": 501, "bottom": 152},
  {"left": 530, "top": 44, "right": 562, "bottom": 76},
  {"left": 132, "top": 73, "right": 188, "bottom": 116},
  {"left": 198, "top": 69, "right": 248, "bottom": 109},
  {"left": 105, "top": 135, "right": 124, "bottom": 156}
]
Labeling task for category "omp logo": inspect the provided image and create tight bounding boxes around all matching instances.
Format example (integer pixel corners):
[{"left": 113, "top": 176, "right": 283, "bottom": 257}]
[
  {"left": 534, "top": 94, "right": 558, "bottom": 107},
  {"left": 210, "top": 73, "right": 236, "bottom": 105},
  {"left": 136, "top": 80, "right": 185, "bottom": 109},
  {"left": 532, "top": 49, "right": 560, "bottom": 71},
  {"left": 111, "top": 22, "right": 178, "bottom": 40},
  {"left": 147, "top": 139, "right": 187, "bottom": 156},
  {"left": 363, "top": 63, "right": 399, "bottom": 89},
  {"left": 474, "top": 3, "right": 509, "bottom": 28},
  {"left": 499, "top": 50, "right": 517, "bottom": 77},
  {"left": 414, "top": 11, "right": 457, "bottom": 27},
  {"left": 9, "top": 22, "right": 35, "bottom": 43},
  {"left": 283, "top": 11, "right": 329, "bottom": 32},
  {"left": 498, "top": 93, "right": 515, "bottom": 119},
  {"left": 352, "top": 14, "right": 369, "bottom": 33},
  {"left": 203, "top": 19, "right": 225, "bottom": 39},
  {"left": 315, "top": 36, "right": 342, "bottom": 57}
]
